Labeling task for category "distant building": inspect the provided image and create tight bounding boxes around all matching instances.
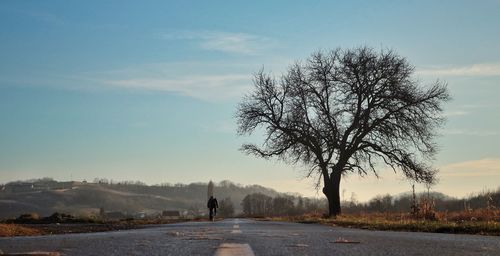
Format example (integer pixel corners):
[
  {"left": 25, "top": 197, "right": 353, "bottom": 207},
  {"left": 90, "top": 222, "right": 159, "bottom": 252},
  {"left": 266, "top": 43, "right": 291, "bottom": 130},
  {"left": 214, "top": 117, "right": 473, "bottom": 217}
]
[
  {"left": 134, "top": 211, "right": 147, "bottom": 219},
  {"left": 180, "top": 210, "right": 201, "bottom": 218},
  {"left": 32, "top": 183, "right": 51, "bottom": 191}
]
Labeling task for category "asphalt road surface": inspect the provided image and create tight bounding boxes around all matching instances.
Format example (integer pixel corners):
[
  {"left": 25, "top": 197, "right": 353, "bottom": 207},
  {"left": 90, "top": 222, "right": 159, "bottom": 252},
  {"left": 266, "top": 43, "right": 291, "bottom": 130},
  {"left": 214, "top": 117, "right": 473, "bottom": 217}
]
[{"left": 1, "top": 219, "right": 499, "bottom": 256}]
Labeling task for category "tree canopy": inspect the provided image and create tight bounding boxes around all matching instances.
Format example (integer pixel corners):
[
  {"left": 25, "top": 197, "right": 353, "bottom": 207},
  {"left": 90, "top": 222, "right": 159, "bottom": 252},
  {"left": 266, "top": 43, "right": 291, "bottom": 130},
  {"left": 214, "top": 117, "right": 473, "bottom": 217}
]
[{"left": 237, "top": 46, "right": 450, "bottom": 216}]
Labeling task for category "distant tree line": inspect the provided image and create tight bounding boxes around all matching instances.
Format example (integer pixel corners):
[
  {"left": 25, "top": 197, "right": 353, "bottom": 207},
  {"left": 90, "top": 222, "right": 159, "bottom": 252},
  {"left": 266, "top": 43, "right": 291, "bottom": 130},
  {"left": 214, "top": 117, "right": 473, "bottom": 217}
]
[
  {"left": 342, "top": 188, "right": 500, "bottom": 214},
  {"left": 92, "top": 178, "right": 146, "bottom": 186},
  {"left": 241, "top": 193, "right": 326, "bottom": 216},
  {"left": 238, "top": 187, "right": 500, "bottom": 218}
]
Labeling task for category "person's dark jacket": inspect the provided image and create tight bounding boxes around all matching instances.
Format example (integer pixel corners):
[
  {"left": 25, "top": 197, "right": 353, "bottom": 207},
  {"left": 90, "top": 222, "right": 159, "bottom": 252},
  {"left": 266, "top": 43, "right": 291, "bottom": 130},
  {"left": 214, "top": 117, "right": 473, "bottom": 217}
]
[{"left": 207, "top": 197, "right": 218, "bottom": 209}]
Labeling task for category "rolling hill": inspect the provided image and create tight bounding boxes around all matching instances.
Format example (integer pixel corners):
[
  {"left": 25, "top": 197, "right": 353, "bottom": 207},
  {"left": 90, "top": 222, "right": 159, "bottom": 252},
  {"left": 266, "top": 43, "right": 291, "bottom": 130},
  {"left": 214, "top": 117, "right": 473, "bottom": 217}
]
[{"left": 0, "top": 179, "right": 284, "bottom": 219}]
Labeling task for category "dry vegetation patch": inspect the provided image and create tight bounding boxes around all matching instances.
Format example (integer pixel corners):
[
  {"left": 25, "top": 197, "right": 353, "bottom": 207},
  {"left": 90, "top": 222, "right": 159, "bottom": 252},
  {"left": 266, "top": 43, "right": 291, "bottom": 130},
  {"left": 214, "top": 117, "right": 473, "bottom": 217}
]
[
  {"left": 263, "top": 210, "right": 500, "bottom": 236},
  {"left": 0, "top": 213, "right": 199, "bottom": 237},
  {"left": 0, "top": 224, "right": 42, "bottom": 237}
]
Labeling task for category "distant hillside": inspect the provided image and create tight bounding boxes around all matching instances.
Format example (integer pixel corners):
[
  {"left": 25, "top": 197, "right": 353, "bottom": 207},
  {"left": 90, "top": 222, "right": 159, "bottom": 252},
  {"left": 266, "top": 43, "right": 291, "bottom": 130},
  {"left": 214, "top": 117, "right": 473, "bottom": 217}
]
[
  {"left": 3, "top": 178, "right": 498, "bottom": 219},
  {"left": 0, "top": 178, "right": 283, "bottom": 219}
]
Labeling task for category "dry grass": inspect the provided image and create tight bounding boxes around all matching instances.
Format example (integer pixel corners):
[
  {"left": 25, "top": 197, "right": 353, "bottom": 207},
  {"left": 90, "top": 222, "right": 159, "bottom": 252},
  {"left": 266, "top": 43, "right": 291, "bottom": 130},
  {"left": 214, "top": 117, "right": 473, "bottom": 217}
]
[
  {"left": 440, "top": 208, "right": 500, "bottom": 222},
  {"left": 262, "top": 209, "right": 500, "bottom": 236},
  {"left": 0, "top": 217, "right": 198, "bottom": 237},
  {"left": 0, "top": 224, "right": 42, "bottom": 237}
]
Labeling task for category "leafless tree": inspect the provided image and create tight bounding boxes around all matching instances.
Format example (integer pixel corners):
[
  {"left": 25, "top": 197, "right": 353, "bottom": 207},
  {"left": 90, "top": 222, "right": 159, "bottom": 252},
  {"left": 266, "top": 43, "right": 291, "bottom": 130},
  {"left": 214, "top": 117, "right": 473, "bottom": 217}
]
[{"left": 237, "top": 47, "right": 450, "bottom": 216}]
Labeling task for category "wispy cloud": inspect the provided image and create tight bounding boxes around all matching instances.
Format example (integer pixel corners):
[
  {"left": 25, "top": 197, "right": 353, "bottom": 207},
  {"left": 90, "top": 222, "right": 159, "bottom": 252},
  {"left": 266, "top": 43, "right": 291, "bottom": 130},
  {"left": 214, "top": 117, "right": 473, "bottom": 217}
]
[
  {"left": 444, "top": 110, "right": 470, "bottom": 117},
  {"left": 417, "top": 63, "right": 500, "bottom": 77},
  {"left": 161, "top": 30, "right": 273, "bottom": 55},
  {"left": 443, "top": 129, "right": 500, "bottom": 137},
  {"left": 443, "top": 104, "right": 500, "bottom": 118},
  {"left": 440, "top": 158, "right": 500, "bottom": 177},
  {"left": 106, "top": 74, "right": 252, "bottom": 101},
  {"left": 96, "top": 59, "right": 291, "bottom": 101}
]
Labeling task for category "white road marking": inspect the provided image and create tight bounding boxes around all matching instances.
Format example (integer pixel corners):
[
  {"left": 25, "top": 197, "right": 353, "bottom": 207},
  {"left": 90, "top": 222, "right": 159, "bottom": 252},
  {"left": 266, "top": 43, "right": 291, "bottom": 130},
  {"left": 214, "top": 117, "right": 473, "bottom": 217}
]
[
  {"left": 231, "top": 221, "right": 242, "bottom": 234},
  {"left": 214, "top": 243, "right": 255, "bottom": 256}
]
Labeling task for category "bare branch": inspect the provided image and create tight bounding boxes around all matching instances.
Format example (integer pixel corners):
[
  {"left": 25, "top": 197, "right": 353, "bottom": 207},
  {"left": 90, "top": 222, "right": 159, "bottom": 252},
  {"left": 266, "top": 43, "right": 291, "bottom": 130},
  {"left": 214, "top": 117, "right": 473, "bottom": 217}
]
[{"left": 236, "top": 46, "right": 450, "bottom": 216}]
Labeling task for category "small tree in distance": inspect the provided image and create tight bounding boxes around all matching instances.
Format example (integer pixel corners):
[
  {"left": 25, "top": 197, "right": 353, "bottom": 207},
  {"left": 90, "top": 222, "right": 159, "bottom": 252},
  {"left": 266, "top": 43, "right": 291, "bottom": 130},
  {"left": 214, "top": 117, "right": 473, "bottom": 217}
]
[
  {"left": 237, "top": 46, "right": 450, "bottom": 216},
  {"left": 218, "top": 197, "right": 235, "bottom": 217}
]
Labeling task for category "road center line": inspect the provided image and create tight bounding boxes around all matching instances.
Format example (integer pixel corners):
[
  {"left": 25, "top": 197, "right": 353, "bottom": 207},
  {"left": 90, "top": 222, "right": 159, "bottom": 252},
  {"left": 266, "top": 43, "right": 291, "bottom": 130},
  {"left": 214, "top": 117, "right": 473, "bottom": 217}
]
[
  {"left": 233, "top": 224, "right": 240, "bottom": 229},
  {"left": 214, "top": 243, "right": 255, "bottom": 256}
]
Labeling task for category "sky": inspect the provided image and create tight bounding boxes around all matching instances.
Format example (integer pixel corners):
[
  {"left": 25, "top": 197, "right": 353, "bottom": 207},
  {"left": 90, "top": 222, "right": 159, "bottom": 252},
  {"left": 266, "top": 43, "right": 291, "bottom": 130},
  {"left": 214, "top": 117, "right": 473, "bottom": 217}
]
[{"left": 1, "top": 1, "right": 499, "bottom": 201}]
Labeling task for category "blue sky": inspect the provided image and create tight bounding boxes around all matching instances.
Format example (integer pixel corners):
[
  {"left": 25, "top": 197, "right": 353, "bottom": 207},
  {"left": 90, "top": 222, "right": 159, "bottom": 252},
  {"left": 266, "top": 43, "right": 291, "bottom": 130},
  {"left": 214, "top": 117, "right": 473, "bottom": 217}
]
[{"left": 1, "top": 1, "right": 499, "bottom": 200}]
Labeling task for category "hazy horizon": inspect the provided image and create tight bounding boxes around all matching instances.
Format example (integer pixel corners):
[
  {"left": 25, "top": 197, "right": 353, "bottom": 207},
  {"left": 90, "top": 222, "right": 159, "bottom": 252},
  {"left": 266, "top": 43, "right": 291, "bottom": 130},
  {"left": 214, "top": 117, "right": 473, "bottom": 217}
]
[
  {"left": 1, "top": 1, "right": 500, "bottom": 201},
  {"left": 3, "top": 176, "right": 498, "bottom": 203}
]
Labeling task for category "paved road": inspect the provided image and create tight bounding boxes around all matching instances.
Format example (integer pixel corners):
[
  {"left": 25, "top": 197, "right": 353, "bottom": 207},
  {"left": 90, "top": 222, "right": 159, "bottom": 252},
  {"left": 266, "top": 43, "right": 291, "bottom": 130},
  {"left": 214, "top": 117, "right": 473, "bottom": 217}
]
[{"left": 1, "top": 219, "right": 499, "bottom": 255}]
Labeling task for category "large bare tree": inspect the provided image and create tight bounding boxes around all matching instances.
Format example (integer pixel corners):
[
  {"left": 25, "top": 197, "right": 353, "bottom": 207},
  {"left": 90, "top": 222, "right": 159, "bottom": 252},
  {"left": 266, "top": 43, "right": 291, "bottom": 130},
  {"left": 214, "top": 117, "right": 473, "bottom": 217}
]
[{"left": 236, "top": 47, "right": 450, "bottom": 216}]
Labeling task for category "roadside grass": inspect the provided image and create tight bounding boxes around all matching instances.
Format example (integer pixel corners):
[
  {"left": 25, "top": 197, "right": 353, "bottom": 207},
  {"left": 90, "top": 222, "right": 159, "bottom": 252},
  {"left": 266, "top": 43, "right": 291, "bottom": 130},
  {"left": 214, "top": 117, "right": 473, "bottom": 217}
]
[
  {"left": 261, "top": 210, "right": 500, "bottom": 236},
  {"left": 0, "top": 224, "right": 41, "bottom": 237},
  {"left": 0, "top": 215, "right": 203, "bottom": 237}
]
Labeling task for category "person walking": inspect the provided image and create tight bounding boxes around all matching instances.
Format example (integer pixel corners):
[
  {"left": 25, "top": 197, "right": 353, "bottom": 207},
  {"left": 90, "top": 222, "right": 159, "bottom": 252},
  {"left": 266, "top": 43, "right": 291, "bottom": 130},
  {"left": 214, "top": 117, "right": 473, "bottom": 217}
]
[{"left": 207, "top": 196, "right": 219, "bottom": 221}]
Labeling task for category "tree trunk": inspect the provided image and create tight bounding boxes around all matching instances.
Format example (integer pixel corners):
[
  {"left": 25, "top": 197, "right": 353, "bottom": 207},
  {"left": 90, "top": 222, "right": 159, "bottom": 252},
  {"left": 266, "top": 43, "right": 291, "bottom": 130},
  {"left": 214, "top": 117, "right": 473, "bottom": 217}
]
[{"left": 323, "top": 170, "right": 342, "bottom": 217}]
